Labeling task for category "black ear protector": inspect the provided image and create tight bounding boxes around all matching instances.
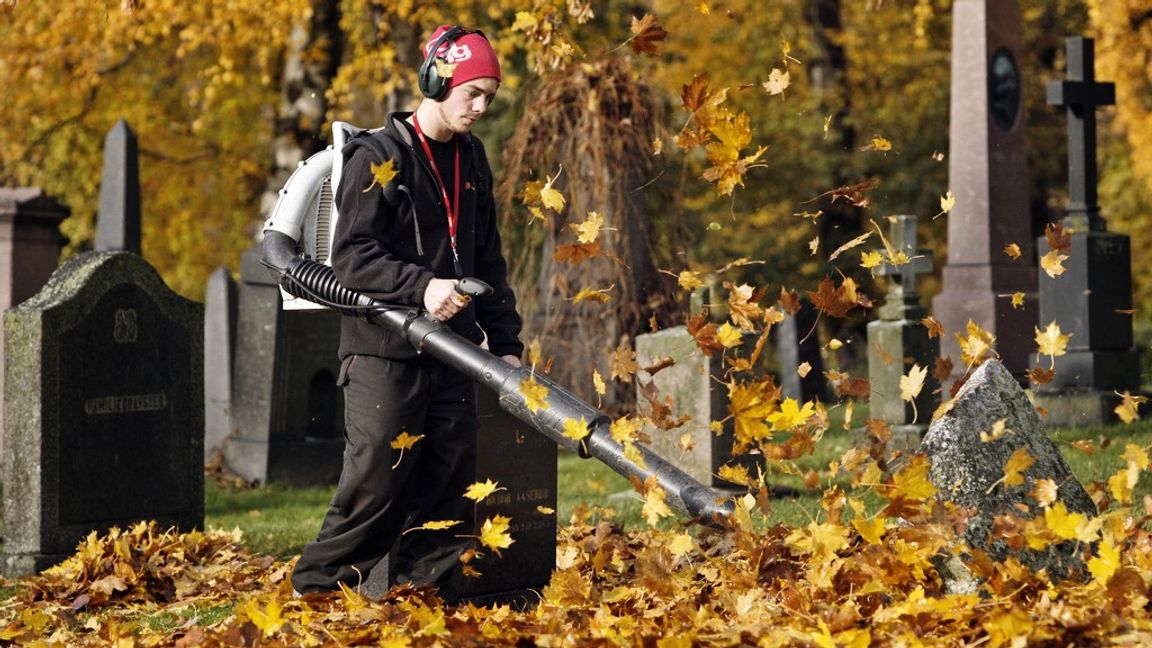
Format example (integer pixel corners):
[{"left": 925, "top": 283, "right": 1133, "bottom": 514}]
[{"left": 417, "top": 26, "right": 486, "bottom": 100}]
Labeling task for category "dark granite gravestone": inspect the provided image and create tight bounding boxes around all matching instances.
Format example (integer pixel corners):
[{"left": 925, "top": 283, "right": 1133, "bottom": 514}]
[
  {"left": 360, "top": 381, "right": 558, "bottom": 606},
  {"left": 776, "top": 299, "right": 827, "bottom": 403},
  {"left": 94, "top": 120, "right": 141, "bottom": 255},
  {"left": 1032, "top": 37, "right": 1141, "bottom": 425},
  {"left": 454, "top": 387, "right": 557, "bottom": 605},
  {"left": 2, "top": 251, "right": 203, "bottom": 576},
  {"left": 931, "top": 0, "right": 1037, "bottom": 379},
  {"left": 865, "top": 215, "right": 939, "bottom": 455},
  {"left": 0, "top": 188, "right": 69, "bottom": 460},
  {"left": 224, "top": 245, "right": 345, "bottom": 486},
  {"left": 204, "top": 267, "right": 238, "bottom": 460}
]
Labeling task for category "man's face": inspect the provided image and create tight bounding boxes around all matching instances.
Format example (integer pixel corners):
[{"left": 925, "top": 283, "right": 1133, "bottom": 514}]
[{"left": 437, "top": 77, "right": 499, "bottom": 135}]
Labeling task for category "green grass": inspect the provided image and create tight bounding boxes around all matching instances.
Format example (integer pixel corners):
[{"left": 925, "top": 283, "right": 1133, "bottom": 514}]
[{"left": 193, "top": 415, "right": 1152, "bottom": 558}]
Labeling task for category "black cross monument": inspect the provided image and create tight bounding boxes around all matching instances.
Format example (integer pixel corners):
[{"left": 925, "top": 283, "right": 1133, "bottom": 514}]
[{"left": 1033, "top": 37, "right": 1141, "bottom": 426}]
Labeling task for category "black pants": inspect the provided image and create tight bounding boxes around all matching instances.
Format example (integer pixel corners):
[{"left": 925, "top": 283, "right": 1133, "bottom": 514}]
[{"left": 291, "top": 354, "right": 478, "bottom": 596}]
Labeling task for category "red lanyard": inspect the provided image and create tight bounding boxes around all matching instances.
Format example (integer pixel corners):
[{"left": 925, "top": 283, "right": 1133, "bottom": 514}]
[{"left": 412, "top": 113, "right": 462, "bottom": 272}]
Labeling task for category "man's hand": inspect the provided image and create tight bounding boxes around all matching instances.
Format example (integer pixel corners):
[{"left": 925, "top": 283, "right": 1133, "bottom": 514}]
[
  {"left": 424, "top": 278, "right": 469, "bottom": 320},
  {"left": 501, "top": 354, "right": 522, "bottom": 367}
]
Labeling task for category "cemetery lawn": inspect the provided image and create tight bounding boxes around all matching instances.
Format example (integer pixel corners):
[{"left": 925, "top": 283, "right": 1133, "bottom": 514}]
[{"left": 204, "top": 415, "right": 1152, "bottom": 558}]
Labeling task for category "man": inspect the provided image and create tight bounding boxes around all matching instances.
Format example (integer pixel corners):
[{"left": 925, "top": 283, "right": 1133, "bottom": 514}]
[{"left": 291, "top": 25, "right": 523, "bottom": 600}]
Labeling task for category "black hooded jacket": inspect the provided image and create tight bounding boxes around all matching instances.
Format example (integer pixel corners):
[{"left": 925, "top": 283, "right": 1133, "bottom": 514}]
[{"left": 330, "top": 111, "right": 523, "bottom": 361}]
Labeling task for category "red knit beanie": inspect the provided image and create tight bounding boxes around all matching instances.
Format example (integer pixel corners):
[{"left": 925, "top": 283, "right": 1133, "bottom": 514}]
[{"left": 423, "top": 25, "right": 501, "bottom": 90}]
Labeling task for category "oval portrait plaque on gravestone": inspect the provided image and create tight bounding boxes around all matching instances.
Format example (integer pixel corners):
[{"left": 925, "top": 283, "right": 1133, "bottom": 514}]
[{"left": 989, "top": 47, "right": 1021, "bottom": 131}]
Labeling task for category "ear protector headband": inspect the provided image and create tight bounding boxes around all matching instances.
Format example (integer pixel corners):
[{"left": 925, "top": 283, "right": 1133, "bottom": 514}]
[{"left": 418, "top": 26, "right": 487, "bottom": 100}]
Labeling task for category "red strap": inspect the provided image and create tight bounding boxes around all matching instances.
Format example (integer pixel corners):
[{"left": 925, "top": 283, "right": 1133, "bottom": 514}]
[{"left": 412, "top": 114, "right": 461, "bottom": 270}]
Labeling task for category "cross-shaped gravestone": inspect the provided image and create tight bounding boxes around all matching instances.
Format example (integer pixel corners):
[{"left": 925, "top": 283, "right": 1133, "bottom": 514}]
[
  {"left": 865, "top": 215, "right": 939, "bottom": 457},
  {"left": 1047, "top": 37, "right": 1115, "bottom": 231},
  {"left": 873, "top": 215, "right": 933, "bottom": 321}
]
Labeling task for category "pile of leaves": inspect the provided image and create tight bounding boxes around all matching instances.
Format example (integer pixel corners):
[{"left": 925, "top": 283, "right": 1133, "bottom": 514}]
[{"left": 5, "top": 445, "right": 1152, "bottom": 647}]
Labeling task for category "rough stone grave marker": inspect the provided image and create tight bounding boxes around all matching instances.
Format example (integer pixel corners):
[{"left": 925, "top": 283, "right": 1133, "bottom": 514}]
[
  {"left": 921, "top": 360, "right": 1095, "bottom": 590},
  {"left": 225, "top": 245, "right": 345, "bottom": 486},
  {"left": 866, "top": 215, "right": 939, "bottom": 455},
  {"left": 0, "top": 188, "right": 69, "bottom": 459},
  {"left": 2, "top": 252, "right": 204, "bottom": 575},
  {"left": 1032, "top": 37, "right": 1141, "bottom": 425},
  {"left": 932, "top": 0, "right": 1037, "bottom": 378}
]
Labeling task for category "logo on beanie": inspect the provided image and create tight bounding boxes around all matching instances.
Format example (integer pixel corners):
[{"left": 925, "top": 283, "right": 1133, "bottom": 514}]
[{"left": 427, "top": 40, "right": 473, "bottom": 64}]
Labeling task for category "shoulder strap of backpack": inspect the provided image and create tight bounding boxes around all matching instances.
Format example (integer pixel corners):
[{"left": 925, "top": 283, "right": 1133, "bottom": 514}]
[{"left": 341, "top": 128, "right": 405, "bottom": 205}]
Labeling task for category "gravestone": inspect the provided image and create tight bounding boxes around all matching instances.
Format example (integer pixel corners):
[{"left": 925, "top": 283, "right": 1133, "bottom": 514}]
[
  {"left": 224, "top": 245, "right": 345, "bottom": 486},
  {"left": 921, "top": 360, "right": 1095, "bottom": 588},
  {"left": 94, "top": 119, "right": 141, "bottom": 255},
  {"left": 866, "top": 215, "right": 939, "bottom": 455},
  {"left": 635, "top": 282, "right": 763, "bottom": 488},
  {"left": 932, "top": 0, "right": 1038, "bottom": 379},
  {"left": 1032, "top": 37, "right": 1141, "bottom": 426},
  {"left": 204, "top": 267, "right": 238, "bottom": 460},
  {"left": 0, "top": 188, "right": 69, "bottom": 460},
  {"left": 775, "top": 298, "right": 827, "bottom": 402},
  {"left": 361, "top": 379, "right": 558, "bottom": 606},
  {"left": 2, "top": 251, "right": 203, "bottom": 575}
]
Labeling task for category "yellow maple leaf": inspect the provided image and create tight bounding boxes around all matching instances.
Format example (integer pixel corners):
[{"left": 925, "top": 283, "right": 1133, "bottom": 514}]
[
  {"left": 1002, "top": 447, "right": 1034, "bottom": 488},
  {"left": 956, "top": 319, "right": 996, "bottom": 367},
  {"left": 391, "top": 431, "right": 424, "bottom": 451},
  {"left": 241, "top": 597, "right": 285, "bottom": 638},
  {"left": 518, "top": 179, "right": 543, "bottom": 205},
  {"left": 900, "top": 363, "right": 927, "bottom": 405},
  {"left": 860, "top": 250, "right": 884, "bottom": 269},
  {"left": 763, "top": 68, "right": 790, "bottom": 96},
  {"left": 1040, "top": 249, "right": 1069, "bottom": 278},
  {"left": 364, "top": 159, "right": 399, "bottom": 192},
  {"left": 1123, "top": 443, "right": 1149, "bottom": 469},
  {"left": 563, "top": 417, "right": 588, "bottom": 442},
  {"left": 852, "top": 516, "right": 886, "bottom": 545},
  {"left": 1010, "top": 292, "right": 1025, "bottom": 309},
  {"left": 642, "top": 480, "right": 674, "bottom": 527},
  {"left": 939, "top": 190, "right": 955, "bottom": 215},
  {"left": 666, "top": 532, "right": 695, "bottom": 557},
  {"left": 980, "top": 419, "right": 1011, "bottom": 443},
  {"left": 678, "top": 270, "right": 704, "bottom": 291},
  {"left": 767, "top": 398, "right": 815, "bottom": 432},
  {"left": 695, "top": 2, "right": 710, "bottom": 15},
  {"left": 862, "top": 135, "right": 892, "bottom": 152},
  {"left": 1114, "top": 390, "right": 1149, "bottom": 424},
  {"left": 1034, "top": 321, "right": 1071, "bottom": 366},
  {"left": 520, "top": 376, "right": 550, "bottom": 413},
  {"left": 1044, "top": 501, "right": 1090, "bottom": 541},
  {"left": 592, "top": 370, "right": 607, "bottom": 397},
  {"left": 1004, "top": 243, "right": 1022, "bottom": 259},
  {"left": 1088, "top": 535, "right": 1121, "bottom": 585},
  {"left": 890, "top": 455, "right": 937, "bottom": 500},
  {"left": 716, "top": 322, "right": 744, "bottom": 348},
  {"left": 570, "top": 211, "right": 603, "bottom": 244},
  {"left": 610, "top": 415, "right": 642, "bottom": 444},
  {"left": 786, "top": 520, "right": 849, "bottom": 561},
  {"left": 478, "top": 515, "right": 515, "bottom": 553},
  {"left": 572, "top": 286, "right": 613, "bottom": 304},
  {"left": 434, "top": 59, "right": 456, "bottom": 79},
  {"left": 541, "top": 167, "right": 566, "bottom": 212},
  {"left": 1108, "top": 466, "right": 1136, "bottom": 505},
  {"left": 1031, "top": 478, "right": 1058, "bottom": 507},
  {"left": 717, "top": 463, "right": 752, "bottom": 487},
  {"left": 729, "top": 379, "right": 778, "bottom": 444},
  {"left": 726, "top": 281, "right": 763, "bottom": 330},
  {"left": 407, "top": 519, "right": 463, "bottom": 533},
  {"left": 464, "top": 479, "right": 504, "bottom": 502}
]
